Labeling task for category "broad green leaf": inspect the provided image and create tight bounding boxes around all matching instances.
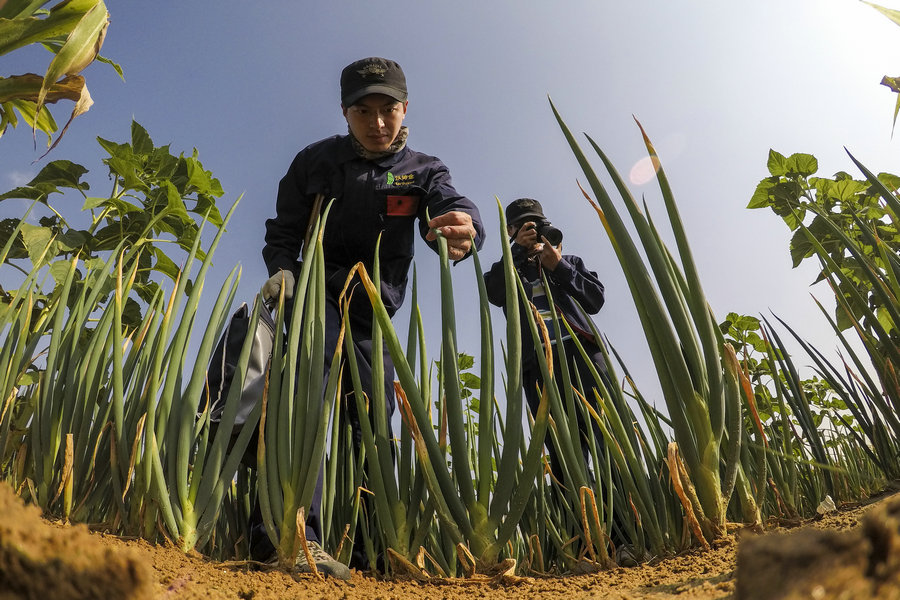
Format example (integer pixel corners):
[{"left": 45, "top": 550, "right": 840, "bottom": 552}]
[
  {"left": 47, "top": 258, "right": 75, "bottom": 284},
  {"left": 163, "top": 180, "right": 191, "bottom": 223},
  {"left": 0, "top": 185, "right": 47, "bottom": 202},
  {"left": 132, "top": 279, "right": 160, "bottom": 305},
  {"left": 147, "top": 145, "right": 178, "bottom": 181},
  {"left": 191, "top": 194, "right": 224, "bottom": 227},
  {"left": 37, "top": 214, "right": 58, "bottom": 229},
  {"left": 876, "top": 305, "right": 897, "bottom": 333},
  {"left": 835, "top": 297, "right": 858, "bottom": 332},
  {"left": 876, "top": 172, "right": 900, "bottom": 192},
  {"left": 745, "top": 331, "right": 768, "bottom": 353},
  {"left": 748, "top": 177, "right": 777, "bottom": 209},
  {"left": 789, "top": 153, "right": 818, "bottom": 177},
  {"left": 181, "top": 155, "right": 219, "bottom": 195},
  {"left": 828, "top": 179, "right": 868, "bottom": 203},
  {"left": 81, "top": 195, "right": 107, "bottom": 210},
  {"left": 121, "top": 296, "right": 142, "bottom": 330},
  {"left": 104, "top": 156, "right": 145, "bottom": 191},
  {"left": 82, "top": 255, "right": 105, "bottom": 271},
  {"left": 56, "top": 228, "right": 87, "bottom": 252},
  {"left": 15, "top": 369, "right": 41, "bottom": 386},
  {"left": 27, "top": 159, "right": 89, "bottom": 191},
  {"left": 0, "top": 101, "right": 17, "bottom": 137},
  {"left": 19, "top": 221, "right": 55, "bottom": 265},
  {"left": 789, "top": 227, "right": 813, "bottom": 268},
  {"left": 96, "top": 135, "right": 130, "bottom": 159},
  {"left": 82, "top": 195, "right": 141, "bottom": 217},
  {"left": 766, "top": 149, "right": 789, "bottom": 177},
  {"left": 733, "top": 314, "right": 761, "bottom": 331},
  {"left": 768, "top": 181, "right": 806, "bottom": 229},
  {"left": 130, "top": 119, "right": 153, "bottom": 155},
  {"left": 152, "top": 246, "right": 180, "bottom": 282},
  {"left": 766, "top": 150, "right": 817, "bottom": 178},
  {"left": 0, "top": 218, "right": 28, "bottom": 258},
  {"left": 460, "top": 372, "right": 481, "bottom": 389}
]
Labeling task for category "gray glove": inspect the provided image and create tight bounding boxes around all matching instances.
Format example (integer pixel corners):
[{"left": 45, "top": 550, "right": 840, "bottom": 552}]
[{"left": 261, "top": 270, "right": 295, "bottom": 301}]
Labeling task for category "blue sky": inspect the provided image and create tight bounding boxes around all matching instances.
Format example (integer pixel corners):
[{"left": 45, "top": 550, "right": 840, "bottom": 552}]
[{"left": 2, "top": 1, "right": 898, "bottom": 400}]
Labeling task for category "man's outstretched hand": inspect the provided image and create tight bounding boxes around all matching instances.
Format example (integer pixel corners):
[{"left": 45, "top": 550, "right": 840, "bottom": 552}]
[{"left": 426, "top": 211, "right": 476, "bottom": 261}]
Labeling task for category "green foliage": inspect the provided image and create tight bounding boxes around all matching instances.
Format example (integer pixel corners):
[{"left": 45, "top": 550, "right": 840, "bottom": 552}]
[
  {"left": 748, "top": 150, "right": 900, "bottom": 334},
  {"left": 0, "top": 120, "right": 226, "bottom": 331},
  {"left": 436, "top": 352, "right": 481, "bottom": 411},
  {"left": 719, "top": 311, "right": 850, "bottom": 430},
  {"left": 0, "top": 0, "right": 122, "bottom": 150}
]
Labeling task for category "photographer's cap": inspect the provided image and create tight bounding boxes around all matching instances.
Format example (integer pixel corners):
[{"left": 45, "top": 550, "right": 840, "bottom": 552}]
[
  {"left": 506, "top": 198, "right": 546, "bottom": 226},
  {"left": 341, "top": 57, "right": 408, "bottom": 106}
]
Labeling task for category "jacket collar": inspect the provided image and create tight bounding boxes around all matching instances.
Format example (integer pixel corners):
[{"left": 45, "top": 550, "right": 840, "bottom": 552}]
[{"left": 336, "top": 134, "right": 409, "bottom": 167}]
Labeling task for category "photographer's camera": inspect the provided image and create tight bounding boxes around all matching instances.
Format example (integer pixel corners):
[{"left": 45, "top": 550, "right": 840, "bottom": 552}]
[{"left": 533, "top": 220, "right": 563, "bottom": 246}]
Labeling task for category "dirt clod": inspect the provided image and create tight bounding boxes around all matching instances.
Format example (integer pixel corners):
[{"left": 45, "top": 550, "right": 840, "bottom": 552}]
[
  {"left": 737, "top": 496, "right": 900, "bottom": 600},
  {"left": 0, "top": 482, "right": 153, "bottom": 600}
]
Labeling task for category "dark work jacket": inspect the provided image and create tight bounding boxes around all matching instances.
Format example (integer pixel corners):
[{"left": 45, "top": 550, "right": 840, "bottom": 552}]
[
  {"left": 483, "top": 244, "right": 605, "bottom": 369},
  {"left": 263, "top": 134, "right": 485, "bottom": 324}
]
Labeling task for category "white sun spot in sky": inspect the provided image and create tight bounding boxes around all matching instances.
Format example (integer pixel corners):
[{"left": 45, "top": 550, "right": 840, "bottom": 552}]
[
  {"left": 629, "top": 156, "right": 661, "bottom": 185},
  {"left": 628, "top": 132, "right": 687, "bottom": 185}
]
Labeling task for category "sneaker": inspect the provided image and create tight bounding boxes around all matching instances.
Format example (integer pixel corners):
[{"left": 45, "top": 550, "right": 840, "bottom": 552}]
[
  {"left": 614, "top": 544, "right": 650, "bottom": 567},
  {"left": 293, "top": 541, "right": 351, "bottom": 581}
]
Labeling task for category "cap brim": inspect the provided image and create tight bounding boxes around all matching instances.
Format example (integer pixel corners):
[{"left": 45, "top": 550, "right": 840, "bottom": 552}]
[
  {"left": 343, "top": 85, "right": 407, "bottom": 106},
  {"left": 508, "top": 211, "right": 545, "bottom": 224}
]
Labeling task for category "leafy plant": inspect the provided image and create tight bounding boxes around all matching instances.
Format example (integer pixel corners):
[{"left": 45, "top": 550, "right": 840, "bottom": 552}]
[
  {"left": 0, "top": 0, "right": 122, "bottom": 151},
  {"left": 1, "top": 120, "right": 226, "bottom": 332},
  {"left": 748, "top": 150, "right": 900, "bottom": 338}
]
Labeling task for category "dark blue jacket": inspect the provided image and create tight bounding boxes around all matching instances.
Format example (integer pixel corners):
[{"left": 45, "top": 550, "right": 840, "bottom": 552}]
[
  {"left": 484, "top": 244, "right": 605, "bottom": 368},
  {"left": 263, "top": 134, "right": 485, "bottom": 322}
]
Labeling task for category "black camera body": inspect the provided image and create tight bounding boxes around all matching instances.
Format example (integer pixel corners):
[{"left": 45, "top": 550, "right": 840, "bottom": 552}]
[{"left": 531, "top": 219, "right": 563, "bottom": 246}]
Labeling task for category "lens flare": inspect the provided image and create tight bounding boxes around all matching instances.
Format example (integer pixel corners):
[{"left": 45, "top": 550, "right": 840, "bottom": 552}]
[{"left": 629, "top": 156, "right": 661, "bottom": 185}]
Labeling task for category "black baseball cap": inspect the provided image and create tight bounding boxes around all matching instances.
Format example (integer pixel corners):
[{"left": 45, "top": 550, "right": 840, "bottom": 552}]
[
  {"left": 340, "top": 57, "right": 408, "bottom": 106},
  {"left": 506, "top": 198, "right": 546, "bottom": 226}
]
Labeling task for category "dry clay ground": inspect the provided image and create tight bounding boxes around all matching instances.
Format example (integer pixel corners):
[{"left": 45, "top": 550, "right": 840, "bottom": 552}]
[{"left": 4, "top": 481, "right": 900, "bottom": 600}]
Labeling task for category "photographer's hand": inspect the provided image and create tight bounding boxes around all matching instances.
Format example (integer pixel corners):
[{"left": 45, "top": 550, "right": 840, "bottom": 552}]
[
  {"left": 538, "top": 235, "right": 561, "bottom": 271},
  {"left": 512, "top": 221, "right": 540, "bottom": 254}
]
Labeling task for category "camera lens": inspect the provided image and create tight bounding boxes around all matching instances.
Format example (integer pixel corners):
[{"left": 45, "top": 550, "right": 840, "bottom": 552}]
[{"left": 537, "top": 222, "right": 563, "bottom": 246}]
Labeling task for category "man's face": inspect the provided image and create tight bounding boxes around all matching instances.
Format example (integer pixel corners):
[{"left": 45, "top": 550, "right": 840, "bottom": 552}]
[{"left": 342, "top": 94, "right": 408, "bottom": 153}]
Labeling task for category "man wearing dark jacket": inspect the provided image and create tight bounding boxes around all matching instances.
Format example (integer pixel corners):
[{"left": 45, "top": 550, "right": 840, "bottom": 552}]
[
  {"left": 483, "top": 198, "right": 607, "bottom": 481},
  {"left": 261, "top": 57, "right": 485, "bottom": 577}
]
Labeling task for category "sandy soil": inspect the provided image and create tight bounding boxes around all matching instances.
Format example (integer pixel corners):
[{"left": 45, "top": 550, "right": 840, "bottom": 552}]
[{"left": 3, "top": 483, "right": 900, "bottom": 600}]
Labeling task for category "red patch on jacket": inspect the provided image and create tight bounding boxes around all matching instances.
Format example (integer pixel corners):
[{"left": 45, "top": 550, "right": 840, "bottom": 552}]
[{"left": 386, "top": 195, "right": 420, "bottom": 217}]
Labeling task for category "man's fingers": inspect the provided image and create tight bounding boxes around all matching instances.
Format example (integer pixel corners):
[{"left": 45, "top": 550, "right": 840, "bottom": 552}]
[
  {"left": 427, "top": 211, "right": 475, "bottom": 257},
  {"left": 445, "top": 237, "right": 472, "bottom": 259},
  {"left": 437, "top": 224, "right": 475, "bottom": 239},
  {"left": 429, "top": 210, "right": 472, "bottom": 228}
]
